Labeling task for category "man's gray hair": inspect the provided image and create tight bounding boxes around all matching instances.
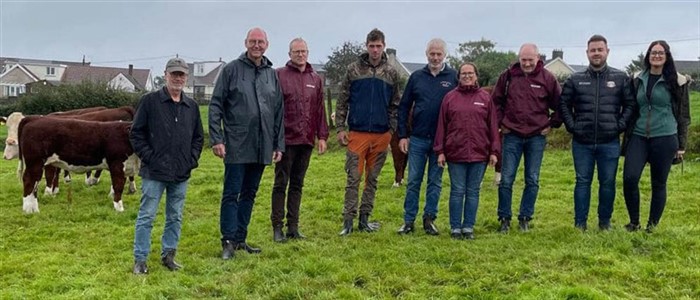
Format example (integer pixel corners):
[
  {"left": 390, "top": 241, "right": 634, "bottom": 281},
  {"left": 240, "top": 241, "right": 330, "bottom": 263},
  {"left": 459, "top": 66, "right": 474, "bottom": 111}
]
[
  {"left": 288, "top": 37, "right": 307, "bottom": 51},
  {"left": 426, "top": 38, "right": 447, "bottom": 54}
]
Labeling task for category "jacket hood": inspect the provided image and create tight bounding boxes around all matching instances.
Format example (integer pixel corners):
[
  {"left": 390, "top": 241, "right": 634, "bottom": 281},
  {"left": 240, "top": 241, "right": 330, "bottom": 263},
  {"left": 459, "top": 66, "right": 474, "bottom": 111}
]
[
  {"left": 359, "top": 52, "right": 388, "bottom": 67},
  {"left": 457, "top": 83, "right": 480, "bottom": 93},
  {"left": 508, "top": 60, "right": 544, "bottom": 77},
  {"left": 238, "top": 52, "right": 274, "bottom": 68}
]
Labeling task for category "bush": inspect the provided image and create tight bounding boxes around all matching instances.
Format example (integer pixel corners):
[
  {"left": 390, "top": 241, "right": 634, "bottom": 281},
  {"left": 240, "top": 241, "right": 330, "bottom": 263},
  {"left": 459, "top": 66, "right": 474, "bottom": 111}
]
[{"left": 15, "top": 81, "right": 142, "bottom": 115}]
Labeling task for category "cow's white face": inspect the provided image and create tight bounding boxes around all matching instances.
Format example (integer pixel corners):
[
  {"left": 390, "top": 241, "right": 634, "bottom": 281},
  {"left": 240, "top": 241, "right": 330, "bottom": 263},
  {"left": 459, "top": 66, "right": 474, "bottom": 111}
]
[{"left": 3, "top": 112, "right": 24, "bottom": 160}]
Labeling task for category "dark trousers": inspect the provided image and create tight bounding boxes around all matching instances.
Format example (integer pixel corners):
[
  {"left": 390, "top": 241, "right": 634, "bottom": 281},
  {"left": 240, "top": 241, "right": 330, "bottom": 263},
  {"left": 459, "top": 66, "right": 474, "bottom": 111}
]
[
  {"left": 623, "top": 134, "right": 678, "bottom": 226},
  {"left": 220, "top": 163, "right": 266, "bottom": 243},
  {"left": 271, "top": 145, "right": 313, "bottom": 229},
  {"left": 390, "top": 131, "right": 407, "bottom": 184}
]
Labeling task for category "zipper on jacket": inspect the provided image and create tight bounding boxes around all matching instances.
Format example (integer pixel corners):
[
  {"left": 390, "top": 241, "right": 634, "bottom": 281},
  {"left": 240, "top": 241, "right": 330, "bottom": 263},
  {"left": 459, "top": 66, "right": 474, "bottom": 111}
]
[
  {"left": 594, "top": 72, "right": 600, "bottom": 143},
  {"left": 370, "top": 66, "right": 376, "bottom": 131},
  {"left": 645, "top": 78, "right": 655, "bottom": 138}
]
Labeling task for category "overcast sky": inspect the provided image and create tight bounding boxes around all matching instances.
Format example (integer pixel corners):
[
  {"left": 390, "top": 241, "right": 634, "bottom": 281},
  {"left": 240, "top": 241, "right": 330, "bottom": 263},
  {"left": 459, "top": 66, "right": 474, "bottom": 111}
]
[{"left": 2, "top": 1, "right": 699, "bottom": 74}]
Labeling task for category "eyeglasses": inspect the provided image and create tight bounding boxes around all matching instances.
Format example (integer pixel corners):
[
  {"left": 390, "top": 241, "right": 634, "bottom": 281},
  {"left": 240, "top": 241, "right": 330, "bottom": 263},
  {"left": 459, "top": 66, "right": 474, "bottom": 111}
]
[
  {"left": 291, "top": 50, "right": 308, "bottom": 55},
  {"left": 459, "top": 72, "right": 476, "bottom": 77},
  {"left": 650, "top": 51, "right": 666, "bottom": 57}
]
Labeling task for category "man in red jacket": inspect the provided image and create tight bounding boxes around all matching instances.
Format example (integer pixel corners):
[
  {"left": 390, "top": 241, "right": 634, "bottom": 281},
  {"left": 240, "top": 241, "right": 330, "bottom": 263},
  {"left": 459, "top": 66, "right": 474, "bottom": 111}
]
[
  {"left": 271, "top": 38, "right": 329, "bottom": 242},
  {"left": 491, "top": 43, "right": 562, "bottom": 233}
]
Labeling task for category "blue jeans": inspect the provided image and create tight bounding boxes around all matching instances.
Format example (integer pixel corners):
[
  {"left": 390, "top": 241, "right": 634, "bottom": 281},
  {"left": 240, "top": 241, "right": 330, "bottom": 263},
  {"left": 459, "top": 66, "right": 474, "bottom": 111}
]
[
  {"left": 572, "top": 138, "right": 620, "bottom": 226},
  {"left": 133, "top": 178, "right": 188, "bottom": 262},
  {"left": 403, "top": 136, "right": 443, "bottom": 222},
  {"left": 497, "top": 133, "right": 546, "bottom": 220},
  {"left": 447, "top": 162, "right": 487, "bottom": 230},
  {"left": 220, "top": 163, "right": 266, "bottom": 243}
]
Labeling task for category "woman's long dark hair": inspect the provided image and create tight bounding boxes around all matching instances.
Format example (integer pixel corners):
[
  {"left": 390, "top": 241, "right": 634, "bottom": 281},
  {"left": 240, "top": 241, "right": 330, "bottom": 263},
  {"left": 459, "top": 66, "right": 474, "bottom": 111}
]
[{"left": 643, "top": 40, "right": 680, "bottom": 94}]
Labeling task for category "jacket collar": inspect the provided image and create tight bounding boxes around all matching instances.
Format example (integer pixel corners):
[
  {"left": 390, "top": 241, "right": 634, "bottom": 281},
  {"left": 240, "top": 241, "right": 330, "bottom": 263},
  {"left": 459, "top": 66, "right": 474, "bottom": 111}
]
[
  {"left": 634, "top": 70, "right": 689, "bottom": 86},
  {"left": 158, "top": 86, "right": 191, "bottom": 107},
  {"left": 284, "top": 60, "right": 314, "bottom": 73},
  {"left": 586, "top": 64, "right": 609, "bottom": 75},
  {"left": 509, "top": 60, "right": 544, "bottom": 77},
  {"left": 238, "top": 52, "right": 273, "bottom": 69},
  {"left": 359, "top": 52, "right": 388, "bottom": 68},
  {"left": 421, "top": 63, "right": 453, "bottom": 77}
]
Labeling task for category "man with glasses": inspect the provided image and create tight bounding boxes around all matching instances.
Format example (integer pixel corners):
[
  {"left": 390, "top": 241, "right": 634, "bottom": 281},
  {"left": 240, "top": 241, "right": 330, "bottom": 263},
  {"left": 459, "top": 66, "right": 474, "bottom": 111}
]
[
  {"left": 559, "top": 34, "right": 635, "bottom": 231},
  {"left": 209, "top": 27, "right": 284, "bottom": 259},
  {"left": 335, "top": 28, "right": 401, "bottom": 236},
  {"left": 271, "top": 38, "right": 328, "bottom": 242},
  {"left": 396, "top": 38, "right": 457, "bottom": 236},
  {"left": 492, "top": 43, "right": 562, "bottom": 233}
]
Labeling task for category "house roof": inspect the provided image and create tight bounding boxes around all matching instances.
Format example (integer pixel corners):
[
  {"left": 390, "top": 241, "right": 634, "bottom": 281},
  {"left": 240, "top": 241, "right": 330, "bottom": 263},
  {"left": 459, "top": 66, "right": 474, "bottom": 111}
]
[
  {"left": 402, "top": 62, "right": 425, "bottom": 74},
  {"left": 0, "top": 64, "right": 41, "bottom": 84},
  {"left": 61, "top": 65, "right": 150, "bottom": 90},
  {"left": 675, "top": 60, "right": 700, "bottom": 75},
  {"left": 187, "top": 62, "right": 225, "bottom": 86},
  {"left": 310, "top": 63, "right": 326, "bottom": 72},
  {"left": 0, "top": 56, "right": 88, "bottom": 67}
]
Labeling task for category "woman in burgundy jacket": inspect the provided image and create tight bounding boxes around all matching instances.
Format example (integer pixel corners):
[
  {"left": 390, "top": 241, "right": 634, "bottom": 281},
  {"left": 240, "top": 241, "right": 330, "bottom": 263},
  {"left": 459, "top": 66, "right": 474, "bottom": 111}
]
[{"left": 434, "top": 63, "right": 501, "bottom": 240}]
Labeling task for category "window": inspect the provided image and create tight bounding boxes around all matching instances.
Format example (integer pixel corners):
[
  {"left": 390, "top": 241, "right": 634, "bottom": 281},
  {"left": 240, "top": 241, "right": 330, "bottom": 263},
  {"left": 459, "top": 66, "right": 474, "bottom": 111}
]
[{"left": 46, "top": 67, "right": 55, "bottom": 76}]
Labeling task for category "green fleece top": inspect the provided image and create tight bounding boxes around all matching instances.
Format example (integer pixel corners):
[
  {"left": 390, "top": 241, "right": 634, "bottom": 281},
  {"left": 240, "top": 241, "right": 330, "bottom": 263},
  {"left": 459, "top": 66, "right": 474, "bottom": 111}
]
[{"left": 633, "top": 70, "right": 677, "bottom": 138}]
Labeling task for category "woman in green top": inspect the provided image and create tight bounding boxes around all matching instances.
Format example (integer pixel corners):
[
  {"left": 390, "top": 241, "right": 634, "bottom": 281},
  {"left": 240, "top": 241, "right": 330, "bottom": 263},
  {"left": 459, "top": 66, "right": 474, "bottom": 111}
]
[{"left": 622, "top": 40, "right": 691, "bottom": 233}]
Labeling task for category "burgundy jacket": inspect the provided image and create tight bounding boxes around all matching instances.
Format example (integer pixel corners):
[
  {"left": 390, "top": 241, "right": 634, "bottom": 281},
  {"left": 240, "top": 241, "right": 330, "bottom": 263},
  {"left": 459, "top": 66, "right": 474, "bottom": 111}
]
[
  {"left": 433, "top": 85, "right": 501, "bottom": 163},
  {"left": 491, "top": 60, "right": 562, "bottom": 137},
  {"left": 276, "top": 61, "right": 329, "bottom": 146}
]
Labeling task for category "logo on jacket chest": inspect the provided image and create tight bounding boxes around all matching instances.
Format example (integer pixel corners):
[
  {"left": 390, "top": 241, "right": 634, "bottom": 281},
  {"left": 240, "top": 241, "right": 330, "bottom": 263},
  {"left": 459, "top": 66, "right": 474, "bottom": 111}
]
[
  {"left": 440, "top": 81, "right": 453, "bottom": 88},
  {"left": 578, "top": 82, "right": 591, "bottom": 85},
  {"left": 606, "top": 81, "right": 616, "bottom": 88}
]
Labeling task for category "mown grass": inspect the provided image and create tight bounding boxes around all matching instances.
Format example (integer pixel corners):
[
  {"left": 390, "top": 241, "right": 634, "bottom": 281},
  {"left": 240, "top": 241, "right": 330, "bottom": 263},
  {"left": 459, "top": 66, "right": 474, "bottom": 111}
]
[{"left": 0, "top": 94, "right": 698, "bottom": 299}]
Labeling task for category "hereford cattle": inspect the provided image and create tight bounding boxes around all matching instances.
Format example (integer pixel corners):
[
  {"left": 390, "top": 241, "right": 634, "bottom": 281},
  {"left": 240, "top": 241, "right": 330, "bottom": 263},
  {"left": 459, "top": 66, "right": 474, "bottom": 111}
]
[
  {"left": 3, "top": 106, "right": 136, "bottom": 194},
  {"left": 17, "top": 116, "right": 138, "bottom": 213}
]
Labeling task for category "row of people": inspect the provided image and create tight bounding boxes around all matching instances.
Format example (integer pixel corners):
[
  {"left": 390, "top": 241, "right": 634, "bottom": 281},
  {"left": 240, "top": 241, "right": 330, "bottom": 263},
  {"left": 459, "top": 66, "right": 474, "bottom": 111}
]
[{"left": 127, "top": 27, "right": 690, "bottom": 274}]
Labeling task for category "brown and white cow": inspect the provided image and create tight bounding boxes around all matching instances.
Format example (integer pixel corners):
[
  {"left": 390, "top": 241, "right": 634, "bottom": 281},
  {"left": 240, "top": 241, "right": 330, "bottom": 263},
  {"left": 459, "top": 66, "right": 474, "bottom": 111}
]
[
  {"left": 17, "top": 116, "right": 138, "bottom": 213},
  {"left": 4, "top": 106, "right": 136, "bottom": 194}
]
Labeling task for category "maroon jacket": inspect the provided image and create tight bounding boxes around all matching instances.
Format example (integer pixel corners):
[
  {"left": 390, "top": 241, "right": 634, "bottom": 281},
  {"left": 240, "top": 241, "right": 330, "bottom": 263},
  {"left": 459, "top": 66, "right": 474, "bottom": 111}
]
[
  {"left": 276, "top": 61, "right": 329, "bottom": 146},
  {"left": 491, "top": 60, "right": 562, "bottom": 137},
  {"left": 433, "top": 85, "right": 501, "bottom": 163}
]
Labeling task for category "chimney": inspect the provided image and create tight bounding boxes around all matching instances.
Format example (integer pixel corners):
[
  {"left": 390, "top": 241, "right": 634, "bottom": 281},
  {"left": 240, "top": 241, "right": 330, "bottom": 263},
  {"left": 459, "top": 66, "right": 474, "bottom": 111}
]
[
  {"left": 552, "top": 49, "right": 563, "bottom": 60},
  {"left": 219, "top": 57, "right": 222, "bottom": 62},
  {"left": 82, "top": 55, "right": 86, "bottom": 66},
  {"left": 539, "top": 54, "right": 547, "bottom": 62},
  {"left": 128, "top": 64, "right": 133, "bottom": 76}
]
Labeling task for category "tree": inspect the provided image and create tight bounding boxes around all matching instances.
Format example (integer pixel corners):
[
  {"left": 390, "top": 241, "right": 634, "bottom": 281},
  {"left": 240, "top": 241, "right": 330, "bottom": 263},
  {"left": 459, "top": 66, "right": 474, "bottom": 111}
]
[
  {"left": 447, "top": 38, "right": 517, "bottom": 87},
  {"left": 324, "top": 41, "right": 364, "bottom": 87},
  {"left": 626, "top": 52, "right": 645, "bottom": 75},
  {"left": 154, "top": 75, "right": 165, "bottom": 89}
]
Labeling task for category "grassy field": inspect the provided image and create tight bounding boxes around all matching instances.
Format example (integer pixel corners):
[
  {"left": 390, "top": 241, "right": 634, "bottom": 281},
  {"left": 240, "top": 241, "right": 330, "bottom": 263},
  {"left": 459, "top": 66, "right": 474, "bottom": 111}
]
[{"left": 1, "top": 97, "right": 699, "bottom": 299}]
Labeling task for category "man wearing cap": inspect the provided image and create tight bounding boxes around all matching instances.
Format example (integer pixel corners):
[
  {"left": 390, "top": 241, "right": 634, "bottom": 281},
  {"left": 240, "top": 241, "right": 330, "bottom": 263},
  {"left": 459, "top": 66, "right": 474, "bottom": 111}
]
[
  {"left": 209, "top": 27, "right": 284, "bottom": 259},
  {"left": 130, "top": 57, "right": 204, "bottom": 274}
]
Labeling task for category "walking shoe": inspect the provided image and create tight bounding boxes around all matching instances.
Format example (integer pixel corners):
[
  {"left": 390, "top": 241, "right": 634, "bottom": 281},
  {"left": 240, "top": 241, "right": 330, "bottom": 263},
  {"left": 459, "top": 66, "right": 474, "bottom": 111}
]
[
  {"left": 273, "top": 227, "right": 287, "bottom": 243},
  {"left": 598, "top": 221, "right": 612, "bottom": 231},
  {"left": 339, "top": 219, "right": 354, "bottom": 236},
  {"left": 450, "top": 229, "right": 463, "bottom": 240},
  {"left": 498, "top": 218, "right": 510, "bottom": 233},
  {"left": 235, "top": 242, "right": 262, "bottom": 254},
  {"left": 132, "top": 261, "right": 148, "bottom": 275},
  {"left": 518, "top": 217, "right": 530, "bottom": 232},
  {"left": 624, "top": 223, "right": 641, "bottom": 232},
  {"left": 358, "top": 214, "right": 380, "bottom": 232},
  {"left": 397, "top": 222, "right": 414, "bottom": 234},
  {"left": 221, "top": 240, "right": 236, "bottom": 260},
  {"left": 286, "top": 228, "right": 306, "bottom": 239},
  {"left": 462, "top": 228, "right": 475, "bottom": 240},
  {"left": 161, "top": 249, "right": 182, "bottom": 271},
  {"left": 423, "top": 217, "right": 439, "bottom": 236},
  {"left": 575, "top": 222, "right": 588, "bottom": 232},
  {"left": 645, "top": 222, "right": 657, "bottom": 233}
]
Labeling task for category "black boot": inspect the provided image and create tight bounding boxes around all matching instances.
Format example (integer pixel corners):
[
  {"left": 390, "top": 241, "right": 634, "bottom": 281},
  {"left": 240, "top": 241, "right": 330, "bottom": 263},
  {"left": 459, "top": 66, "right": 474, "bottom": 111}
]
[
  {"left": 518, "top": 217, "right": 531, "bottom": 232},
  {"left": 286, "top": 226, "right": 306, "bottom": 239},
  {"left": 161, "top": 249, "right": 182, "bottom": 271},
  {"left": 397, "top": 222, "right": 414, "bottom": 234},
  {"left": 423, "top": 216, "right": 439, "bottom": 235},
  {"left": 498, "top": 218, "right": 511, "bottom": 233},
  {"left": 339, "top": 219, "right": 354, "bottom": 236},
  {"left": 235, "top": 242, "right": 262, "bottom": 254},
  {"left": 221, "top": 240, "right": 236, "bottom": 260},
  {"left": 273, "top": 227, "right": 287, "bottom": 243},
  {"left": 132, "top": 261, "right": 148, "bottom": 274},
  {"left": 358, "top": 214, "right": 380, "bottom": 232}
]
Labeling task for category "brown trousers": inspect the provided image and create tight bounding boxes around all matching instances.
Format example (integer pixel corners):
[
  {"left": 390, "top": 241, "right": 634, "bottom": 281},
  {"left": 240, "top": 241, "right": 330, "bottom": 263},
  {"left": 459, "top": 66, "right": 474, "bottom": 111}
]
[{"left": 343, "top": 131, "right": 391, "bottom": 220}]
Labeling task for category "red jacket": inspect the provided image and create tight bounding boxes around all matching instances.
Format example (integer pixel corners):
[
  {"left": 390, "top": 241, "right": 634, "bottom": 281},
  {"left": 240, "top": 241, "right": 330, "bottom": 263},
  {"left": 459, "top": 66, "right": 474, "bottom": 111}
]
[
  {"left": 276, "top": 61, "right": 329, "bottom": 146},
  {"left": 433, "top": 85, "right": 501, "bottom": 163},
  {"left": 491, "top": 60, "right": 562, "bottom": 137}
]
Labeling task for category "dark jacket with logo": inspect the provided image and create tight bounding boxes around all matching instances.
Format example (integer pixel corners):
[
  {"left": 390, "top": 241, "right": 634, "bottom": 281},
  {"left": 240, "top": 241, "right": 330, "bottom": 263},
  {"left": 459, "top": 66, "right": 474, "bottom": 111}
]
[
  {"left": 433, "top": 85, "right": 500, "bottom": 163},
  {"left": 130, "top": 87, "right": 204, "bottom": 182},
  {"left": 335, "top": 52, "right": 401, "bottom": 134},
  {"left": 398, "top": 64, "right": 457, "bottom": 140},
  {"left": 209, "top": 52, "right": 284, "bottom": 164},
  {"left": 276, "top": 61, "right": 329, "bottom": 147},
  {"left": 559, "top": 65, "right": 635, "bottom": 144},
  {"left": 491, "top": 60, "right": 562, "bottom": 137}
]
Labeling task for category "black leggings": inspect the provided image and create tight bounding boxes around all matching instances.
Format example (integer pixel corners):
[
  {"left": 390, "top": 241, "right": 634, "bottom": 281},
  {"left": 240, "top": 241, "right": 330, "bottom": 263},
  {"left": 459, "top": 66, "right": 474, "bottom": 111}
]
[{"left": 623, "top": 134, "right": 678, "bottom": 226}]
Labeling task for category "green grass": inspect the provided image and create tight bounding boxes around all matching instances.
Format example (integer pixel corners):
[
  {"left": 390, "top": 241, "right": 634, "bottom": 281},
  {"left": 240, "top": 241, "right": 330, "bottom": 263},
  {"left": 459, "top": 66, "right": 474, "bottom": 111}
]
[{"left": 0, "top": 94, "right": 698, "bottom": 298}]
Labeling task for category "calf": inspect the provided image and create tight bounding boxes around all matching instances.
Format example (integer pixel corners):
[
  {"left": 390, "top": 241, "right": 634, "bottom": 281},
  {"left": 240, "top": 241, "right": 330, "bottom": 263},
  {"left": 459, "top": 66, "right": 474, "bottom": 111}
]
[{"left": 17, "top": 116, "right": 138, "bottom": 213}]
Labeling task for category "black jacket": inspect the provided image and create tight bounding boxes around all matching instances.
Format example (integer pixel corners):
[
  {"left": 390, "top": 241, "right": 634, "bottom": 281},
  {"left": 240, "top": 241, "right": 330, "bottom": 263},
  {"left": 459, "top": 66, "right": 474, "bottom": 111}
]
[
  {"left": 130, "top": 87, "right": 204, "bottom": 182},
  {"left": 559, "top": 65, "right": 635, "bottom": 144}
]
